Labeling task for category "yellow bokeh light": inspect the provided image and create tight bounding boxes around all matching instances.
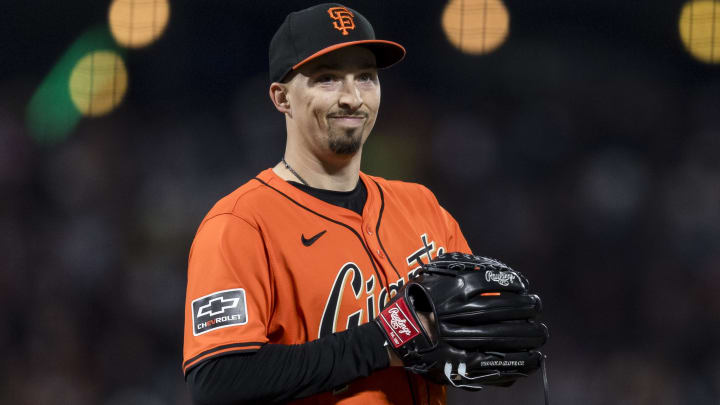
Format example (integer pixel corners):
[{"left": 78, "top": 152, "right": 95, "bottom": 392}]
[
  {"left": 69, "top": 51, "right": 128, "bottom": 117},
  {"left": 109, "top": 0, "right": 170, "bottom": 48},
  {"left": 442, "top": 0, "right": 510, "bottom": 55},
  {"left": 679, "top": 0, "right": 720, "bottom": 63}
]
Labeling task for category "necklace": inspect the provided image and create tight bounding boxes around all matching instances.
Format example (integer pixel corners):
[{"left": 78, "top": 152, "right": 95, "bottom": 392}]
[{"left": 281, "top": 157, "right": 309, "bottom": 186}]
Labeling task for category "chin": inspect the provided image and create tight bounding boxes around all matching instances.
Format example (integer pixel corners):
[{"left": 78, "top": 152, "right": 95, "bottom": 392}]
[
  {"left": 329, "top": 140, "right": 362, "bottom": 155},
  {"left": 328, "top": 129, "right": 364, "bottom": 155}
]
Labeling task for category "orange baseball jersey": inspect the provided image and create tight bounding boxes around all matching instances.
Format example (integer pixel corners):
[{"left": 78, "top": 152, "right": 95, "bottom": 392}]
[{"left": 183, "top": 168, "right": 471, "bottom": 404}]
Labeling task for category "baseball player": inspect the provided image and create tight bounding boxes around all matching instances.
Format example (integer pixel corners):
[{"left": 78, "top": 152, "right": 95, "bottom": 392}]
[{"left": 183, "top": 3, "right": 547, "bottom": 404}]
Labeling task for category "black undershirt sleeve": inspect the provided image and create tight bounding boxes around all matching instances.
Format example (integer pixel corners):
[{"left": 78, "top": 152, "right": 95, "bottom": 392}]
[{"left": 187, "top": 322, "right": 390, "bottom": 404}]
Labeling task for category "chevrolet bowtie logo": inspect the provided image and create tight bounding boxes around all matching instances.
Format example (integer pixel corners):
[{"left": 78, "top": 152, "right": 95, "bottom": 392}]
[
  {"left": 328, "top": 6, "right": 355, "bottom": 36},
  {"left": 197, "top": 296, "right": 239, "bottom": 317}
]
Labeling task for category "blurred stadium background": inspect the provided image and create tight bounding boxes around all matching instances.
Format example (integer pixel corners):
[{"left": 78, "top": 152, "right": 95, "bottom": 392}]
[{"left": 1, "top": 0, "right": 719, "bottom": 404}]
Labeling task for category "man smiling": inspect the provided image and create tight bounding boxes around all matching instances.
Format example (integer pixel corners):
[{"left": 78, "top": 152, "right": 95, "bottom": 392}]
[
  {"left": 183, "top": 3, "right": 474, "bottom": 404},
  {"left": 271, "top": 46, "right": 381, "bottom": 185}
]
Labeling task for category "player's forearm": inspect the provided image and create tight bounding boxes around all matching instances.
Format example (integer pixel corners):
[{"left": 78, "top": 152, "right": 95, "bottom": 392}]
[{"left": 187, "top": 322, "right": 390, "bottom": 404}]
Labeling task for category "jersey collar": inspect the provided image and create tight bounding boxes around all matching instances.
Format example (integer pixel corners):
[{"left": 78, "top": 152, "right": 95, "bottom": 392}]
[{"left": 257, "top": 168, "right": 381, "bottom": 227}]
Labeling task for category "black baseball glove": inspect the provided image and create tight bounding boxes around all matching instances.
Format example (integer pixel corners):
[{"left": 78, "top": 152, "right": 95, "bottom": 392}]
[{"left": 375, "top": 252, "right": 549, "bottom": 391}]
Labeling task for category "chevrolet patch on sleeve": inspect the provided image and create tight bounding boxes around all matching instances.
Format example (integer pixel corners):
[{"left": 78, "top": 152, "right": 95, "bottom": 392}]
[{"left": 192, "top": 288, "right": 248, "bottom": 336}]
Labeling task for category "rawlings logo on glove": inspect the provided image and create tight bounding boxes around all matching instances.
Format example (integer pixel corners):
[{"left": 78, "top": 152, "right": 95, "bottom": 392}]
[
  {"left": 485, "top": 270, "right": 517, "bottom": 286},
  {"left": 389, "top": 308, "right": 413, "bottom": 335},
  {"left": 378, "top": 298, "right": 421, "bottom": 348}
]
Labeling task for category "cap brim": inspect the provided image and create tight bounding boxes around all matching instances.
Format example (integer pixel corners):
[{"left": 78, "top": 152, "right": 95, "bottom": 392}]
[{"left": 292, "top": 40, "right": 406, "bottom": 71}]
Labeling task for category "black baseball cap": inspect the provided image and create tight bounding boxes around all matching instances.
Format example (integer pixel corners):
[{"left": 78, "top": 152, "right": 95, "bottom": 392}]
[{"left": 269, "top": 3, "right": 406, "bottom": 83}]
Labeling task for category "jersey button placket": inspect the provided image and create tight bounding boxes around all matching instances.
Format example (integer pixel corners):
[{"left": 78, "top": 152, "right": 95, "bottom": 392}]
[{"left": 362, "top": 223, "right": 383, "bottom": 260}]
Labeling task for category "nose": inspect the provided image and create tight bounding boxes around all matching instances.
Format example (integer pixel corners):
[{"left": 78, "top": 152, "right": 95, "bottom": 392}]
[{"left": 338, "top": 77, "right": 363, "bottom": 111}]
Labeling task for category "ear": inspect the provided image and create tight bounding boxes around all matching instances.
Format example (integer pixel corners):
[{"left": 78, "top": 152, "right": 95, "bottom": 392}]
[{"left": 269, "top": 82, "right": 292, "bottom": 115}]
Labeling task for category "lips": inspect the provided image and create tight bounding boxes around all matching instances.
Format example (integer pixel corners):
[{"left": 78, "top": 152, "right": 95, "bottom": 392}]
[
  {"left": 327, "top": 115, "right": 366, "bottom": 119},
  {"left": 327, "top": 115, "right": 366, "bottom": 127}
]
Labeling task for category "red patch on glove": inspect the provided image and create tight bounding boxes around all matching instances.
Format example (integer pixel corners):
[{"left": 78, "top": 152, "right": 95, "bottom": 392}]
[{"left": 378, "top": 297, "right": 421, "bottom": 348}]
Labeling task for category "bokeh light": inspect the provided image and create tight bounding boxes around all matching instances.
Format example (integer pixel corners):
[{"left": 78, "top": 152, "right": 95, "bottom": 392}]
[
  {"left": 679, "top": 0, "right": 720, "bottom": 64},
  {"left": 69, "top": 51, "right": 128, "bottom": 116},
  {"left": 442, "top": 0, "right": 510, "bottom": 55},
  {"left": 109, "top": 0, "right": 170, "bottom": 48},
  {"left": 26, "top": 26, "right": 122, "bottom": 145}
]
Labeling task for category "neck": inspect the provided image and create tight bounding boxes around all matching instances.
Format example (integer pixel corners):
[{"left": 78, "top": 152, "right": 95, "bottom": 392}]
[{"left": 274, "top": 147, "right": 362, "bottom": 191}]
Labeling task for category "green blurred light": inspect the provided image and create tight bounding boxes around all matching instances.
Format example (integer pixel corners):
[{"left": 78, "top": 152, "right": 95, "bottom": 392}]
[{"left": 26, "top": 25, "right": 124, "bottom": 145}]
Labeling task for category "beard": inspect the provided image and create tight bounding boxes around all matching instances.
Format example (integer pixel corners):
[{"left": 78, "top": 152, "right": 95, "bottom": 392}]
[{"left": 328, "top": 127, "right": 363, "bottom": 155}]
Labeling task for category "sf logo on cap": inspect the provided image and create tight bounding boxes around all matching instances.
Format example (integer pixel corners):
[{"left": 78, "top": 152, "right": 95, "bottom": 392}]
[{"left": 328, "top": 6, "right": 355, "bottom": 36}]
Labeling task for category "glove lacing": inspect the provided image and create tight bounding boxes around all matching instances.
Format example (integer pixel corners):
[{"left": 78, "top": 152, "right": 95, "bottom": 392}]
[{"left": 442, "top": 352, "right": 550, "bottom": 405}]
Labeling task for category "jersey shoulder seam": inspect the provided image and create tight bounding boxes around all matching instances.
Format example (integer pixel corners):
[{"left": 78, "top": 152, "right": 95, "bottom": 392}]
[
  {"left": 230, "top": 179, "right": 267, "bottom": 214},
  {"left": 202, "top": 212, "right": 259, "bottom": 233},
  {"left": 201, "top": 180, "right": 269, "bottom": 232}
]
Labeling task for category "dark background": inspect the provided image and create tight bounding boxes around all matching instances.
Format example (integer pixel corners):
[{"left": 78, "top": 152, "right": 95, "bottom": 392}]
[{"left": 1, "top": 0, "right": 719, "bottom": 404}]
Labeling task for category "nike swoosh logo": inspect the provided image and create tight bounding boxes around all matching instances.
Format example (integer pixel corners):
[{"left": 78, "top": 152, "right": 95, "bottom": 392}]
[{"left": 301, "top": 230, "right": 327, "bottom": 247}]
